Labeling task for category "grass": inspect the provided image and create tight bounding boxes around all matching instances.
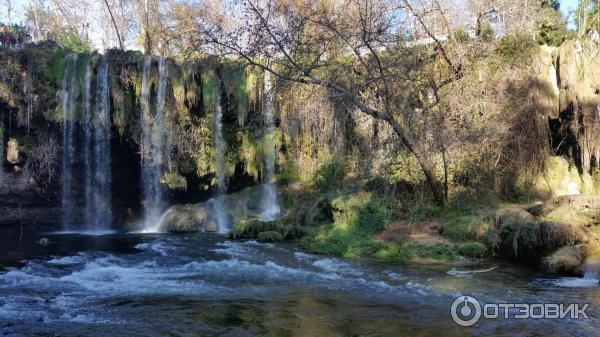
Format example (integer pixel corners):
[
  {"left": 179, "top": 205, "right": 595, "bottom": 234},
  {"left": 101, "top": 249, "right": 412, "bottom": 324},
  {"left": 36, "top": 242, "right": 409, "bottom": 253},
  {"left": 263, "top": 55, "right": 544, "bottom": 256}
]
[
  {"left": 440, "top": 215, "right": 478, "bottom": 241},
  {"left": 232, "top": 188, "right": 496, "bottom": 263}
]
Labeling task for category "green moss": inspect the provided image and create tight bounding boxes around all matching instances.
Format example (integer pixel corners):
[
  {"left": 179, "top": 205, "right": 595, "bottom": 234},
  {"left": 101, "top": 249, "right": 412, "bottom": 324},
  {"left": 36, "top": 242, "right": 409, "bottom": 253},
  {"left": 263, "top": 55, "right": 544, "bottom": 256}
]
[
  {"left": 202, "top": 68, "right": 217, "bottom": 111},
  {"left": 374, "top": 242, "right": 458, "bottom": 262},
  {"left": 258, "top": 231, "right": 283, "bottom": 242},
  {"left": 299, "top": 192, "right": 397, "bottom": 259},
  {"left": 161, "top": 172, "right": 187, "bottom": 191}
]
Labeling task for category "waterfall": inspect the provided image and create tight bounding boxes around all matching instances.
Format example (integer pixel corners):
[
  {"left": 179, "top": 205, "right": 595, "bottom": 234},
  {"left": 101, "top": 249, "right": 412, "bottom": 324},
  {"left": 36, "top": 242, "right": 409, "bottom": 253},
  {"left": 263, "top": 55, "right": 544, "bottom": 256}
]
[
  {"left": 83, "top": 62, "right": 94, "bottom": 228},
  {"left": 61, "top": 54, "right": 79, "bottom": 230},
  {"left": 140, "top": 57, "right": 168, "bottom": 232},
  {"left": 213, "top": 80, "right": 230, "bottom": 233},
  {"left": 260, "top": 70, "right": 281, "bottom": 221},
  {"left": 90, "top": 59, "right": 112, "bottom": 230}
]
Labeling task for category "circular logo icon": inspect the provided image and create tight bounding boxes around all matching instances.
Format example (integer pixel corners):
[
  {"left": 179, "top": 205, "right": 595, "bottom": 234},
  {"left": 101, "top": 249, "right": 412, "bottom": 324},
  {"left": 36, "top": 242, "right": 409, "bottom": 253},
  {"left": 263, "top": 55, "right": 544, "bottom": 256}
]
[{"left": 451, "top": 295, "right": 482, "bottom": 327}]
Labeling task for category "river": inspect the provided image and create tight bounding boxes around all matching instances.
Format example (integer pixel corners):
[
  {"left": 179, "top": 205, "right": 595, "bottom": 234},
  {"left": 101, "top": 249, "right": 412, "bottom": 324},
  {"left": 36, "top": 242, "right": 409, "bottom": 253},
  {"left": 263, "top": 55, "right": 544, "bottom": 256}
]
[{"left": 0, "top": 231, "right": 598, "bottom": 336}]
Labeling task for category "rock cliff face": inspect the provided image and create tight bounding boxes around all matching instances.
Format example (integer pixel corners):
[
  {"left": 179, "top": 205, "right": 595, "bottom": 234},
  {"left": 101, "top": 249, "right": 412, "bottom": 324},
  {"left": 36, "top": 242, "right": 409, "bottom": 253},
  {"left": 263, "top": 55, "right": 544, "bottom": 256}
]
[
  {"left": 531, "top": 39, "right": 600, "bottom": 197},
  {"left": 0, "top": 44, "right": 389, "bottom": 229},
  {"left": 525, "top": 41, "right": 600, "bottom": 272}
]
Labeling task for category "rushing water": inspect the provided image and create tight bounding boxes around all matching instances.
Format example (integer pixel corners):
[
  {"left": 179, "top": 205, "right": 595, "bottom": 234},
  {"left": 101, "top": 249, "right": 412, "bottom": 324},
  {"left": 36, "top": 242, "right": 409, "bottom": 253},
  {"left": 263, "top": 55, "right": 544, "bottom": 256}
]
[
  {"left": 261, "top": 70, "right": 280, "bottom": 221},
  {"left": 91, "top": 59, "right": 112, "bottom": 230},
  {"left": 212, "top": 81, "right": 230, "bottom": 233},
  {"left": 0, "top": 231, "right": 598, "bottom": 336},
  {"left": 61, "top": 54, "right": 79, "bottom": 230},
  {"left": 140, "top": 57, "right": 168, "bottom": 232}
]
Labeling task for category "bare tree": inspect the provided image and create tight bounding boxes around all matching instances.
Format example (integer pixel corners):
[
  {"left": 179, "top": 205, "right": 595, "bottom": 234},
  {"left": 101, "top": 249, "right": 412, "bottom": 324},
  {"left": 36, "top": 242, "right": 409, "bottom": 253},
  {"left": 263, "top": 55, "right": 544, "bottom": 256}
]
[
  {"left": 23, "top": 133, "right": 59, "bottom": 190},
  {"left": 174, "top": 0, "right": 468, "bottom": 205}
]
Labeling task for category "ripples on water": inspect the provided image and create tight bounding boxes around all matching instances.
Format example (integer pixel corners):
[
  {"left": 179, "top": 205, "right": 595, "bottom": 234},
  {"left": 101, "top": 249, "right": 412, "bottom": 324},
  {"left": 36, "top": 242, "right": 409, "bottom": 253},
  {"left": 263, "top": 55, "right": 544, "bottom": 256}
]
[{"left": 0, "top": 233, "right": 598, "bottom": 336}]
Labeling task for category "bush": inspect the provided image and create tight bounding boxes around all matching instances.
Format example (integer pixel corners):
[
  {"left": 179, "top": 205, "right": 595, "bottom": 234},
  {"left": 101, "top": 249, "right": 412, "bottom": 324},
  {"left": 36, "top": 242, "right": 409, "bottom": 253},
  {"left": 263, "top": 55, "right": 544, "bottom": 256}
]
[
  {"left": 258, "top": 231, "right": 283, "bottom": 242},
  {"left": 452, "top": 28, "right": 471, "bottom": 44},
  {"left": 314, "top": 156, "right": 347, "bottom": 189},
  {"left": 299, "top": 192, "right": 397, "bottom": 259},
  {"left": 458, "top": 242, "right": 487, "bottom": 258},
  {"left": 441, "top": 215, "right": 478, "bottom": 241},
  {"left": 230, "top": 219, "right": 275, "bottom": 239},
  {"left": 408, "top": 202, "right": 442, "bottom": 222},
  {"left": 495, "top": 34, "right": 538, "bottom": 64}
]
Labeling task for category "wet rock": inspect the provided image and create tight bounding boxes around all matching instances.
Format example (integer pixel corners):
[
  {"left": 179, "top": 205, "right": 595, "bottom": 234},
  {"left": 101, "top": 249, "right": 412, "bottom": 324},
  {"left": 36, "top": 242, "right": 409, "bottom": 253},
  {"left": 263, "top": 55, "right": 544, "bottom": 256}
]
[
  {"left": 6, "top": 138, "right": 20, "bottom": 164},
  {"left": 158, "top": 204, "right": 218, "bottom": 233},
  {"left": 493, "top": 207, "right": 534, "bottom": 228},
  {"left": 158, "top": 186, "right": 282, "bottom": 233}
]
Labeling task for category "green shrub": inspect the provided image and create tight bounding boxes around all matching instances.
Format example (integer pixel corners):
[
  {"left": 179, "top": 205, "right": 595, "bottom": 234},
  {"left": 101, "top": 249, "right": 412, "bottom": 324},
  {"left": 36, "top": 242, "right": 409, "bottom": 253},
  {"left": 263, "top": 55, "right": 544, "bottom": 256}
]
[
  {"left": 230, "top": 219, "right": 274, "bottom": 239},
  {"left": 299, "top": 192, "right": 397, "bottom": 259},
  {"left": 57, "top": 32, "right": 94, "bottom": 53},
  {"left": 441, "top": 215, "right": 478, "bottom": 241},
  {"left": 495, "top": 34, "right": 538, "bottom": 64},
  {"left": 452, "top": 28, "right": 471, "bottom": 44},
  {"left": 479, "top": 22, "right": 495, "bottom": 42},
  {"left": 409, "top": 202, "right": 442, "bottom": 222},
  {"left": 258, "top": 231, "right": 283, "bottom": 242},
  {"left": 314, "top": 156, "right": 347, "bottom": 189},
  {"left": 458, "top": 242, "right": 487, "bottom": 258},
  {"left": 375, "top": 243, "right": 457, "bottom": 262}
]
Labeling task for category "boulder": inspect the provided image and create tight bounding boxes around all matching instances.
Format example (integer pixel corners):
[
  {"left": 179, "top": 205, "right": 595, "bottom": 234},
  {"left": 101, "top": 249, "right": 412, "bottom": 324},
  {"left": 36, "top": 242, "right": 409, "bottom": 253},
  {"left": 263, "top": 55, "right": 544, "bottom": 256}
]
[
  {"left": 157, "top": 204, "right": 218, "bottom": 233},
  {"left": 156, "top": 186, "right": 282, "bottom": 233},
  {"left": 493, "top": 207, "right": 534, "bottom": 228},
  {"left": 528, "top": 195, "right": 600, "bottom": 219},
  {"left": 543, "top": 246, "right": 583, "bottom": 275}
]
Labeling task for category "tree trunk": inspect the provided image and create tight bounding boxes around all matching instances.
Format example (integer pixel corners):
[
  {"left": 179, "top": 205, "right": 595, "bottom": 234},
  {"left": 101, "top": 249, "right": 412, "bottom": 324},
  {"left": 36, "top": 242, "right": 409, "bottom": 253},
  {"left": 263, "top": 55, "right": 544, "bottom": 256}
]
[
  {"left": 383, "top": 113, "right": 445, "bottom": 207},
  {"left": 102, "top": 0, "right": 124, "bottom": 50},
  {"left": 143, "top": 0, "right": 152, "bottom": 55}
]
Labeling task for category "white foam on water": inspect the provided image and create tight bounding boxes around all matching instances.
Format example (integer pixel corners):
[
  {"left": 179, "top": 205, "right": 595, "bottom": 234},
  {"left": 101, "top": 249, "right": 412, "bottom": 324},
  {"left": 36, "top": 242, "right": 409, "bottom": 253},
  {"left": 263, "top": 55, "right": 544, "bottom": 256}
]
[
  {"left": 447, "top": 266, "right": 498, "bottom": 278},
  {"left": 543, "top": 272, "right": 599, "bottom": 288},
  {"left": 47, "top": 230, "right": 116, "bottom": 236},
  {"left": 47, "top": 253, "right": 88, "bottom": 265},
  {"left": 294, "top": 251, "right": 317, "bottom": 261},
  {"left": 134, "top": 240, "right": 170, "bottom": 256},
  {"left": 312, "top": 258, "right": 364, "bottom": 276}
]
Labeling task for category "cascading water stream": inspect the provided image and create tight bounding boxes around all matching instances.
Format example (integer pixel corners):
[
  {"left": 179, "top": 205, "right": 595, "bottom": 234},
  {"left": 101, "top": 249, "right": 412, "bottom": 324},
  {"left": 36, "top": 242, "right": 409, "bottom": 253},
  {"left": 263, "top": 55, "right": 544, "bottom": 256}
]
[
  {"left": 90, "top": 59, "right": 112, "bottom": 230},
  {"left": 61, "top": 54, "right": 79, "bottom": 230},
  {"left": 140, "top": 57, "right": 168, "bottom": 232},
  {"left": 213, "top": 80, "right": 229, "bottom": 233},
  {"left": 260, "top": 70, "right": 281, "bottom": 221},
  {"left": 83, "top": 62, "right": 94, "bottom": 229}
]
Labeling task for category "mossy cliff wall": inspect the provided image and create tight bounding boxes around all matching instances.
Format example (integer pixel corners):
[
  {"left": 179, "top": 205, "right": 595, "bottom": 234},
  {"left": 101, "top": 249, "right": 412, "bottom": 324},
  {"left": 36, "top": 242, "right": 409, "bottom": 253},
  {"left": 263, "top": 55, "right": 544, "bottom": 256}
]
[{"left": 0, "top": 44, "right": 394, "bottom": 219}]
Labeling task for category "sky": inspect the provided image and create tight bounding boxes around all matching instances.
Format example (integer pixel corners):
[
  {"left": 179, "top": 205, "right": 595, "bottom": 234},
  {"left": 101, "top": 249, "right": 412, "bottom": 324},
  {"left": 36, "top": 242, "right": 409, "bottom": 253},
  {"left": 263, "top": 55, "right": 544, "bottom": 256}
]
[{"left": 561, "top": 0, "right": 580, "bottom": 29}]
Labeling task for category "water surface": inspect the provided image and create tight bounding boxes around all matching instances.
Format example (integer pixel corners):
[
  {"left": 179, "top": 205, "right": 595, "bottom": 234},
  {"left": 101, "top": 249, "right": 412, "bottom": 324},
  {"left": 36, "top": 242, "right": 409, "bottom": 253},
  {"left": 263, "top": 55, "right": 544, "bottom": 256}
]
[{"left": 0, "top": 232, "right": 598, "bottom": 336}]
